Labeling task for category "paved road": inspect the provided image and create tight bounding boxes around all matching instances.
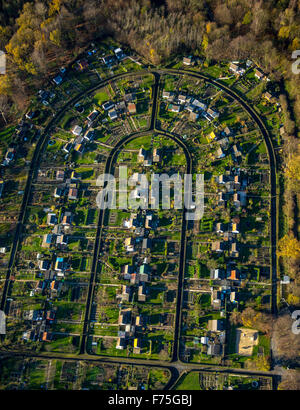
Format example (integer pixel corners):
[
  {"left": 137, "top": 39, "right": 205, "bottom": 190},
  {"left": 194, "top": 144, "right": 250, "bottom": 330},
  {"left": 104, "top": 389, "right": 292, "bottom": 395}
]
[{"left": 0, "top": 70, "right": 157, "bottom": 313}]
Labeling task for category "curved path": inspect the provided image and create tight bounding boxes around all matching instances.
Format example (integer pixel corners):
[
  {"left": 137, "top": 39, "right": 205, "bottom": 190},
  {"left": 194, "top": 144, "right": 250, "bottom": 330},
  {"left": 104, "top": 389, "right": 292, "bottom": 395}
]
[{"left": 0, "top": 66, "right": 278, "bottom": 388}]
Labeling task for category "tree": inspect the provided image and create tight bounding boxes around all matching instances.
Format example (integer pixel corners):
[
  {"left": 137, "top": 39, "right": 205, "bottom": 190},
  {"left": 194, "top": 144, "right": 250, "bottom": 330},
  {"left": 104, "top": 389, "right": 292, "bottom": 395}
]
[
  {"left": 278, "top": 26, "right": 291, "bottom": 39},
  {"left": 242, "top": 11, "right": 252, "bottom": 25},
  {"left": 250, "top": 6, "right": 269, "bottom": 36},
  {"left": 0, "top": 75, "right": 12, "bottom": 96},
  {"left": 31, "top": 40, "right": 47, "bottom": 75},
  {"left": 214, "top": 4, "right": 233, "bottom": 26},
  {"left": 0, "top": 25, "right": 11, "bottom": 49},
  {"left": 229, "top": 310, "right": 241, "bottom": 326},
  {"left": 49, "top": 0, "right": 61, "bottom": 16},
  {"left": 202, "top": 34, "right": 208, "bottom": 52},
  {"left": 287, "top": 293, "right": 300, "bottom": 306}
]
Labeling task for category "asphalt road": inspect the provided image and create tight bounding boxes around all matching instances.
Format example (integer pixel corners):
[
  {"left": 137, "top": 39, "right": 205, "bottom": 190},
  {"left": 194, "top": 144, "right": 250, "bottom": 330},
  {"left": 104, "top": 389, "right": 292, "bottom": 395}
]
[
  {"left": 0, "top": 349, "right": 280, "bottom": 390},
  {"left": 80, "top": 72, "right": 192, "bottom": 360}
]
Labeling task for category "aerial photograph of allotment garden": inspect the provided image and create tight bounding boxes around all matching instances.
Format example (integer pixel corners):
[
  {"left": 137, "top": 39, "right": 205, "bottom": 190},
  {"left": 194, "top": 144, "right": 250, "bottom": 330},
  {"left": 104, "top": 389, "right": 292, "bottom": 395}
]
[{"left": 0, "top": 0, "right": 300, "bottom": 393}]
